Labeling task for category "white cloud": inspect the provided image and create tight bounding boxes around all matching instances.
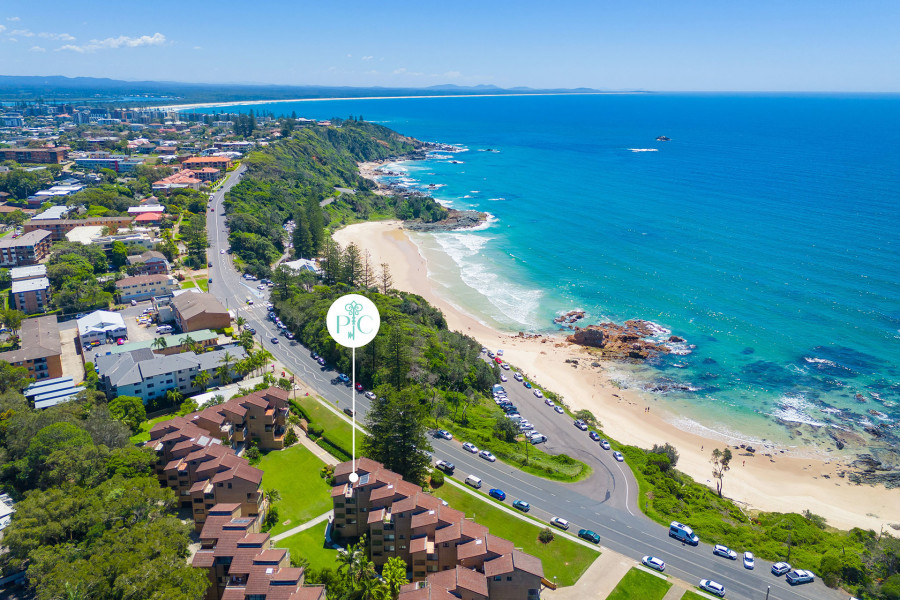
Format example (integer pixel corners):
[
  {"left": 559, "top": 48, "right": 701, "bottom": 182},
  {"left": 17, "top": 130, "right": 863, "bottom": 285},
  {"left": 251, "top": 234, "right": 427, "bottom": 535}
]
[
  {"left": 10, "top": 28, "right": 34, "bottom": 37},
  {"left": 29, "top": 45, "right": 45, "bottom": 52},
  {"left": 0, "top": 25, "right": 5, "bottom": 34},
  {"left": 38, "top": 32, "right": 75, "bottom": 41},
  {"left": 193, "top": 45, "right": 202, "bottom": 50},
  {"left": 57, "top": 32, "right": 166, "bottom": 53},
  {"left": 361, "top": 55, "right": 373, "bottom": 61},
  {"left": 6, "top": 16, "right": 20, "bottom": 22},
  {"left": 393, "top": 67, "right": 423, "bottom": 76}
]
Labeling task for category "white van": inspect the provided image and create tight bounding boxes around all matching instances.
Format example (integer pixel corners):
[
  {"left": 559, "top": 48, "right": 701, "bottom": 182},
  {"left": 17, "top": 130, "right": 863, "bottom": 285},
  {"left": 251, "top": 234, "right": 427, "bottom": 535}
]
[
  {"left": 669, "top": 521, "right": 699, "bottom": 545},
  {"left": 156, "top": 325, "right": 173, "bottom": 334},
  {"left": 465, "top": 475, "right": 482, "bottom": 489}
]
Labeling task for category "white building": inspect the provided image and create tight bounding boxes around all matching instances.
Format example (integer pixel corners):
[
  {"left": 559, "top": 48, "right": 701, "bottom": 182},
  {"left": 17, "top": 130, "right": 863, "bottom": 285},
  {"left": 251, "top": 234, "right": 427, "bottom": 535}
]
[{"left": 77, "top": 310, "right": 128, "bottom": 346}]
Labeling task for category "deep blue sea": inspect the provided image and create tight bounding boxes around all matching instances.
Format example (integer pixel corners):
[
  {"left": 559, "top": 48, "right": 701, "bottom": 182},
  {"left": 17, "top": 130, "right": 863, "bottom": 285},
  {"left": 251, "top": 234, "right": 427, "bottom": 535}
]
[{"left": 190, "top": 94, "right": 900, "bottom": 455}]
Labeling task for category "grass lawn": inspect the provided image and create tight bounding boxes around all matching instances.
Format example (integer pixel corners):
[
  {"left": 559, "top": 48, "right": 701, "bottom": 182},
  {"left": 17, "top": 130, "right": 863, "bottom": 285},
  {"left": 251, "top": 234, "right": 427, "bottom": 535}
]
[
  {"left": 196, "top": 278, "right": 209, "bottom": 292},
  {"left": 295, "top": 395, "right": 355, "bottom": 460},
  {"left": 434, "top": 483, "right": 598, "bottom": 587},
  {"left": 258, "top": 443, "right": 333, "bottom": 536},
  {"left": 181, "top": 280, "right": 196, "bottom": 289},
  {"left": 130, "top": 413, "right": 178, "bottom": 444},
  {"left": 681, "top": 592, "right": 707, "bottom": 600},
  {"left": 275, "top": 521, "right": 338, "bottom": 572},
  {"left": 606, "top": 567, "right": 672, "bottom": 600}
]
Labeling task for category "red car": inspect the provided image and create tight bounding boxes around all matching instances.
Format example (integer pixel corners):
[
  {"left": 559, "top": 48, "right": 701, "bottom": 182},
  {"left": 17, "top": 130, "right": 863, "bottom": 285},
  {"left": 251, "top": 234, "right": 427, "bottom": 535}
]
[
  {"left": 355, "top": 383, "right": 363, "bottom": 392},
  {"left": 494, "top": 356, "right": 503, "bottom": 364}
]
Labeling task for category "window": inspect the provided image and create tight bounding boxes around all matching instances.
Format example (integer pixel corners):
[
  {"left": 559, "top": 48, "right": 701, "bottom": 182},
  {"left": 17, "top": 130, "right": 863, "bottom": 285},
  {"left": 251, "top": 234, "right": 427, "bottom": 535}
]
[{"left": 507, "top": 576, "right": 512, "bottom": 581}]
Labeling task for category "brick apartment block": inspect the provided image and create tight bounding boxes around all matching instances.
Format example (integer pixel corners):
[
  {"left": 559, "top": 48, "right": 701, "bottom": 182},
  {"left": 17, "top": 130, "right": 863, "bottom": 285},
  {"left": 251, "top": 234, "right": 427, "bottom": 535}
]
[
  {"left": 190, "top": 387, "right": 290, "bottom": 450},
  {"left": 193, "top": 503, "right": 325, "bottom": 600},
  {"left": 331, "top": 458, "right": 545, "bottom": 599}
]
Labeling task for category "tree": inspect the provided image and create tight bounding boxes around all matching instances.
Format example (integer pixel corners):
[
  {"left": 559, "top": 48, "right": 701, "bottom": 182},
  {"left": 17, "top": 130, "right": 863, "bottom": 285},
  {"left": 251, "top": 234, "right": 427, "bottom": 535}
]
[
  {"left": 151, "top": 336, "right": 168, "bottom": 352},
  {"left": 178, "top": 398, "right": 199, "bottom": 416},
  {"left": 165, "top": 388, "right": 183, "bottom": 409},
  {"left": 493, "top": 416, "right": 519, "bottom": 443},
  {"left": 651, "top": 443, "right": 680, "bottom": 469},
  {"left": 0, "top": 360, "right": 32, "bottom": 393},
  {"left": 379, "top": 262, "right": 393, "bottom": 294},
  {"left": 382, "top": 556, "right": 409, "bottom": 600},
  {"left": 193, "top": 370, "right": 212, "bottom": 390},
  {"left": 711, "top": 447, "right": 733, "bottom": 497},
  {"left": 110, "top": 241, "right": 128, "bottom": 270},
  {"left": 235, "top": 316, "right": 246, "bottom": 331},
  {"left": 538, "top": 527, "right": 555, "bottom": 544},
  {"left": 343, "top": 242, "right": 363, "bottom": 286},
  {"left": 108, "top": 395, "right": 146, "bottom": 433},
  {"left": 2, "top": 308, "right": 25, "bottom": 336},
  {"left": 363, "top": 387, "right": 433, "bottom": 485},
  {"left": 574, "top": 409, "right": 599, "bottom": 429}
]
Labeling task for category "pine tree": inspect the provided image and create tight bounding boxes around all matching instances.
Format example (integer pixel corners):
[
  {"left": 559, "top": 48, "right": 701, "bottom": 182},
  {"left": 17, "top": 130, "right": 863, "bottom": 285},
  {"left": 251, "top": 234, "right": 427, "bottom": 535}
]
[
  {"left": 379, "top": 262, "right": 393, "bottom": 294},
  {"left": 305, "top": 197, "right": 325, "bottom": 255},
  {"left": 343, "top": 243, "right": 363, "bottom": 286},
  {"left": 292, "top": 209, "right": 312, "bottom": 258},
  {"left": 362, "top": 387, "right": 432, "bottom": 485}
]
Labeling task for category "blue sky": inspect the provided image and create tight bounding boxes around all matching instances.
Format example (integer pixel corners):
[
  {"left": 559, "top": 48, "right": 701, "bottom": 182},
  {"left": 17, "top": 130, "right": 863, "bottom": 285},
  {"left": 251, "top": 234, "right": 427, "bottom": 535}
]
[{"left": 0, "top": 1, "right": 898, "bottom": 91}]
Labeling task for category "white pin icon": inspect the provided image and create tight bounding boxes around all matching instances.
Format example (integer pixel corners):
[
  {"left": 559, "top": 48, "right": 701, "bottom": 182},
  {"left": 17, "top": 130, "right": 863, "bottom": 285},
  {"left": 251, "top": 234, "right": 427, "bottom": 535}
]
[{"left": 326, "top": 294, "right": 380, "bottom": 484}]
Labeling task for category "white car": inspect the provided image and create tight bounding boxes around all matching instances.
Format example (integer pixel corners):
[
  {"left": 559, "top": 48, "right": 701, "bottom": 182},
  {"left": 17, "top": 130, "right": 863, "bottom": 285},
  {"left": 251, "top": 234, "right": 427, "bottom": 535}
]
[
  {"left": 574, "top": 420, "right": 588, "bottom": 431},
  {"left": 743, "top": 551, "right": 754, "bottom": 569},
  {"left": 499, "top": 374, "right": 508, "bottom": 382},
  {"left": 501, "top": 362, "right": 510, "bottom": 370},
  {"left": 533, "top": 389, "right": 543, "bottom": 398},
  {"left": 436, "top": 430, "right": 453, "bottom": 440},
  {"left": 550, "top": 517, "right": 569, "bottom": 530},
  {"left": 364, "top": 391, "right": 376, "bottom": 400},
  {"left": 544, "top": 398, "right": 555, "bottom": 407},
  {"left": 771, "top": 562, "right": 792, "bottom": 576},
  {"left": 600, "top": 440, "right": 611, "bottom": 450},
  {"left": 713, "top": 544, "right": 738, "bottom": 560},
  {"left": 613, "top": 451, "right": 624, "bottom": 462},
  {"left": 513, "top": 372, "right": 523, "bottom": 382},
  {"left": 642, "top": 556, "right": 666, "bottom": 572},
  {"left": 554, "top": 405, "right": 564, "bottom": 414},
  {"left": 481, "top": 347, "right": 487, "bottom": 354},
  {"left": 220, "top": 249, "right": 225, "bottom": 254},
  {"left": 786, "top": 570, "right": 815, "bottom": 585},
  {"left": 497, "top": 349, "right": 503, "bottom": 356},
  {"left": 699, "top": 580, "right": 725, "bottom": 597},
  {"left": 462, "top": 442, "right": 479, "bottom": 453},
  {"left": 479, "top": 450, "right": 496, "bottom": 462}
]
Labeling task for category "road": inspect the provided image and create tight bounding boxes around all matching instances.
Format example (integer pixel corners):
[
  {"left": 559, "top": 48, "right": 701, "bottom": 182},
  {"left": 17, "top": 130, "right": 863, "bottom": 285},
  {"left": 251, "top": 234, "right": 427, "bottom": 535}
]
[{"left": 205, "top": 167, "right": 842, "bottom": 600}]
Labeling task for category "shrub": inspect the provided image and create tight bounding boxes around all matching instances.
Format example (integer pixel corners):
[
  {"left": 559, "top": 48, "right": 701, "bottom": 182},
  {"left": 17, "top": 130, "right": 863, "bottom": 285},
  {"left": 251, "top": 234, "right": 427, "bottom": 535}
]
[
  {"left": 307, "top": 423, "right": 324, "bottom": 440},
  {"left": 538, "top": 528, "right": 554, "bottom": 544},
  {"left": 430, "top": 469, "right": 444, "bottom": 488},
  {"left": 285, "top": 428, "right": 298, "bottom": 446}
]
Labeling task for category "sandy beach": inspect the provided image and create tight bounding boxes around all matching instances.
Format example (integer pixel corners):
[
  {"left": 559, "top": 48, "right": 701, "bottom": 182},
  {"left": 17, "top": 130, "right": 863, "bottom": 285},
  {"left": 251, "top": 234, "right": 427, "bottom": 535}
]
[{"left": 334, "top": 219, "right": 900, "bottom": 532}]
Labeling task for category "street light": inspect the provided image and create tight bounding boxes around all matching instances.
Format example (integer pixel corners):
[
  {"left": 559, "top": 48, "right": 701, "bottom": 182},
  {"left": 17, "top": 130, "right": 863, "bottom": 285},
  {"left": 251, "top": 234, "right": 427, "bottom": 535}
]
[{"left": 765, "top": 585, "right": 770, "bottom": 600}]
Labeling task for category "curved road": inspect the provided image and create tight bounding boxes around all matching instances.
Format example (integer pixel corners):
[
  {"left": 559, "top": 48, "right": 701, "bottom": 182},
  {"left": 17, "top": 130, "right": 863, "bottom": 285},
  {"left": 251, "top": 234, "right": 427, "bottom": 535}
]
[{"left": 206, "top": 168, "right": 841, "bottom": 600}]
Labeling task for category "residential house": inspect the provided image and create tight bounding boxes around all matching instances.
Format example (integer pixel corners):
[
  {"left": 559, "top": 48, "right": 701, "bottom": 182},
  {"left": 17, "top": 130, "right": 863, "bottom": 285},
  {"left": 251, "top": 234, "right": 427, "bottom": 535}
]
[
  {"left": 126, "top": 250, "right": 170, "bottom": 275},
  {"left": 77, "top": 310, "right": 128, "bottom": 346},
  {"left": 172, "top": 292, "right": 231, "bottom": 332},
  {"left": 116, "top": 273, "right": 180, "bottom": 302},
  {"left": 0, "top": 315, "right": 63, "bottom": 380},
  {"left": 95, "top": 345, "right": 247, "bottom": 403},
  {"left": 0, "top": 229, "right": 52, "bottom": 267},
  {"left": 332, "top": 459, "right": 545, "bottom": 599}
]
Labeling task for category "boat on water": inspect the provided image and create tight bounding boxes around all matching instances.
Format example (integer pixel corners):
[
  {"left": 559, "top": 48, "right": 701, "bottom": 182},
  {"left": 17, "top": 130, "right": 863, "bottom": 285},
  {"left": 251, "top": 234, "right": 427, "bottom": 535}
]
[
  {"left": 656, "top": 135, "right": 671, "bottom": 141},
  {"left": 449, "top": 160, "right": 464, "bottom": 164}
]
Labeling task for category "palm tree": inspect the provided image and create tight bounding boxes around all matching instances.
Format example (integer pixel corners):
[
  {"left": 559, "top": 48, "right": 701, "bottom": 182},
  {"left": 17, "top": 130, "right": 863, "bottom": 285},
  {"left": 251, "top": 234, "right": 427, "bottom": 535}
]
[
  {"left": 235, "top": 316, "right": 246, "bottom": 331},
  {"left": 181, "top": 334, "right": 196, "bottom": 349},
  {"left": 193, "top": 370, "right": 212, "bottom": 390},
  {"left": 151, "top": 336, "right": 168, "bottom": 352},
  {"left": 216, "top": 364, "right": 233, "bottom": 385},
  {"left": 166, "top": 388, "right": 183, "bottom": 409},
  {"left": 253, "top": 349, "right": 273, "bottom": 376}
]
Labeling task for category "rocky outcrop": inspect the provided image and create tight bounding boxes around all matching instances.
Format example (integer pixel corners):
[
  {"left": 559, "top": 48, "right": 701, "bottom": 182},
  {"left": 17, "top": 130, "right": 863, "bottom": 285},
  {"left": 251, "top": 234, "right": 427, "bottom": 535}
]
[
  {"left": 566, "top": 319, "right": 670, "bottom": 361},
  {"left": 848, "top": 454, "right": 900, "bottom": 488},
  {"left": 554, "top": 310, "right": 586, "bottom": 327},
  {"left": 405, "top": 209, "right": 487, "bottom": 232}
]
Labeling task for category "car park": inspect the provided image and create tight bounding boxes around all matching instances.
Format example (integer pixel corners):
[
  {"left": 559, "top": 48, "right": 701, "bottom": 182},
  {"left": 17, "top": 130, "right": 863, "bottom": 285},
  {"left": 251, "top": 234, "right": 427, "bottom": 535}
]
[
  {"left": 743, "top": 551, "right": 755, "bottom": 569},
  {"left": 613, "top": 451, "right": 624, "bottom": 462},
  {"left": 642, "top": 556, "right": 666, "bottom": 572},
  {"left": 699, "top": 580, "right": 725, "bottom": 597},
  {"left": 436, "top": 429, "right": 453, "bottom": 440},
  {"left": 550, "top": 517, "right": 569, "bottom": 530},
  {"left": 600, "top": 439, "right": 611, "bottom": 450},
  {"left": 578, "top": 529, "right": 600, "bottom": 544},
  {"left": 462, "top": 442, "right": 479, "bottom": 453},
  {"left": 533, "top": 389, "right": 543, "bottom": 398},
  {"left": 589, "top": 431, "right": 601, "bottom": 442},
  {"left": 771, "top": 562, "right": 792, "bottom": 576},
  {"left": 713, "top": 544, "right": 738, "bottom": 560},
  {"left": 365, "top": 391, "right": 376, "bottom": 400},
  {"left": 488, "top": 488, "right": 506, "bottom": 501},
  {"left": 554, "top": 405, "right": 564, "bottom": 414},
  {"left": 435, "top": 460, "right": 455, "bottom": 474},
  {"left": 512, "top": 500, "right": 530, "bottom": 512},
  {"left": 479, "top": 450, "right": 497, "bottom": 462},
  {"left": 786, "top": 570, "right": 815, "bottom": 585},
  {"left": 574, "top": 420, "right": 588, "bottom": 431}
]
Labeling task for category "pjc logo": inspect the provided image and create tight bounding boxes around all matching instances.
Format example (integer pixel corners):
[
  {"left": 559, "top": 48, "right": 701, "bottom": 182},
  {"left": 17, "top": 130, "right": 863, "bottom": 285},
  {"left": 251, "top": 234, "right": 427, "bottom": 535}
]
[{"left": 326, "top": 294, "right": 380, "bottom": 348}]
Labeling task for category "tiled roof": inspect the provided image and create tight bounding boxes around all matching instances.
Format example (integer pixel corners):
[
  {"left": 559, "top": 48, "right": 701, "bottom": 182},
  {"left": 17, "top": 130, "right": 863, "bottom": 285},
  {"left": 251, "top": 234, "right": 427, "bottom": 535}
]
[{"left": 334, "top": 457, "right": 383, "bottom": 478}]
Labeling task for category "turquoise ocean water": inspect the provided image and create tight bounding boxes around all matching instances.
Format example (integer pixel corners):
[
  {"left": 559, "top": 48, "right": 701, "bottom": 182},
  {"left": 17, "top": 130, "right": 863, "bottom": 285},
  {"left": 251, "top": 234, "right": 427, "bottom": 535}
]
[{"left": 191, "top": 94, "right": 900, "bottom": 456}]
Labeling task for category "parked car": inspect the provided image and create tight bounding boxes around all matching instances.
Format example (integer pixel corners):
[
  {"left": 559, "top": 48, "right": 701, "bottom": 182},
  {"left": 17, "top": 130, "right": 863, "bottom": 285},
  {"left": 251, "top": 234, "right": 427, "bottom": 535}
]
[
  {"left": 343, "top": 407, "right": 354, "bottom": 417},
  {"left": 713, "top": 544, "right": 738, "bottom": 560},
  {"left": 355, "top": 383, "right": 363, "bottom": 392},
  {"left": 574, "top": 420, "right": 588, "bottom": 431},
  {"left": 613, "top": 451, "right": 625, "bottom": 462},
  {"left": 365, "top": 391, "right": 376, "bottom": 400},
  {"left": 501, "top": 363, "right": 510, "bottom": 370},
  {"left": 600, "top": 439, "right": 611, "bottom": 450},
  {"left": 337, "top": 373, "right": 350, "bottom": 383},
  {"left": 533, "top": 389, "right": 543, "bottom": 398},
  {"left": 771, "top": 562, "right": 792, "bottom": 576},
  {"left": 786, "top": 570, "right": 815, "bottom": 585},
  {"left": 317, "top": 357, "right": 326, "bottom": 366},
  {"left": 512, "top": 500, "right": 530, "bottom": 512},
  {"left": 589, "top": 431, "right": 601, "bottom": 442},
  {"left": 462, "top": 442, "right": 479, "bottom": 453},
  {"left": 479, "top": 450, "right": 497, "bottom": 462},
  {"left": 436, "top": 430, "right": 453, "bottom": 440},
  {"left": 642, "top": 556, "right": 666, "bottom": 572},
  {"left": 271, "top": 337, "right": 279, "bottom": 344},
  {"left": 513, "top": 372, "right": 523, "bottom": 382},
  {"left": 554, "top": 405, "right": 564, "bottom": 414},
  {"left": 499, "top": 374, "right": 508, "bottom": 382},
  {"left": 435, "top": 460, "right": 455, "bottom": 474},
  {"left": 488, "top": 488, "right": 506, "bottom": 501},
  {"left": 523, "top": 381, "right": 532, "bottom": 389},
  {"left": 529, "top": 433, "right": 547, "bottom": 444},
  {"left": 699, "top": 580, "right": 725, "bottom": 597},
  {"left": 743, "top": 551, "right": 755, "bottom": 569},
  {"left": 550, "top": 517, "right": 569, "bottom": 530},
  {"left": 544, "top": 398, "right": 555, "bottom": 407},
  {"left": 578, "top": 529, "right": 600, "bottom": 544}
]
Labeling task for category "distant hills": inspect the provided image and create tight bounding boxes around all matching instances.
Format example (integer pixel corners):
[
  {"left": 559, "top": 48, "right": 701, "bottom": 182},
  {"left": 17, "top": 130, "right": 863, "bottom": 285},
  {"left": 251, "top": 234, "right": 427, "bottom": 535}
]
[{"left": 0, "top": 75, "right": 606, "bottom": 106}]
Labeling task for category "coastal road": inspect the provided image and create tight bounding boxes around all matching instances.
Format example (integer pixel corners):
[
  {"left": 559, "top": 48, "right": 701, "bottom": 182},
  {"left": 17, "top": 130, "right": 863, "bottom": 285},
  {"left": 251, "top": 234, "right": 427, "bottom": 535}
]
[{"left": 205, "top": 167, "right": 842, "bottom": 600}]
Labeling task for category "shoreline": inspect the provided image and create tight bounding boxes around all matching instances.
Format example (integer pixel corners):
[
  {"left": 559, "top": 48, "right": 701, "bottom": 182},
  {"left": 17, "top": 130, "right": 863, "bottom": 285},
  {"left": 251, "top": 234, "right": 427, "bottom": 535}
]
[
  {"left": 333, "top": 218, "right": 900, "bottom": 532},
  {"left": 147, "top": 91, "right": 636, "bottom": 112}
]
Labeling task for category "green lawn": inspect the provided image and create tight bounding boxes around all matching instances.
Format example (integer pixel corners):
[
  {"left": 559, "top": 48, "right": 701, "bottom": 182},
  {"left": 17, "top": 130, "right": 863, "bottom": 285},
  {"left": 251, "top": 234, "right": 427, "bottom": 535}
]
[
  {"left": 196, "top": 278, "right": 209, "bottom": 292},
  {"left": 258, "top": 443, "right": 333, "bottom": 536},
  {"left": 295, "top": 395, "right": 356, "bottom": 460},
  {"left": 606, "top": 567, "right": 671, "bottom": 600},
  {"left": 681, "top": 592, "right": 707, "bottom": 600},
  {"left": 181, "top": 280, "right": 196, "bottom": 289},
  {"left": 130, "top": 413, "right": 178, "bottom": 444},
  {"left": 275, "top": 522, "right": 338, "bottom": 572},
  {"left": 434, "top": 483, "right": 598, "bottom": 587}
]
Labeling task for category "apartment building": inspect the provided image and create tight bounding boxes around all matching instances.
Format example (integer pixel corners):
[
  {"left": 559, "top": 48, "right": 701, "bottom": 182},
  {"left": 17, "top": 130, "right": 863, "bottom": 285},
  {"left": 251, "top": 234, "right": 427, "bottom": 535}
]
[
  {"left": 331, "top": 459, "right": 544, "bottom": 599},
  {"left": 95, "top": 345, "right": 247, "bottom": 403},
  {"left": 126, "top": 250, "right": 170, "bottom": 275},
  {"left": 0, "top": 147, "right": 67, "bottom": 164},
  {"left": 11, "top": 276, "right": 50, "bottom": 314},
  {"left": 146, "top": 417, "right": 264, "bottom": 529},
  {"left": 23, "top": 216, "right": 133, "bottom": 241},
  {"left": 181, "top": 156, "right": 232, "bottom": 172},
  {"left": 116, "top": 273, "right": 179, "bottom": 302},
  {"left": 0, "top": 315, "right": 63, "bottom": 380},
  {"left": 191, "top": 387, "right": 290, "bottom": 450},
  {"left": 193, "top": 503, "right": 325, "bottom": 600},
  {"left": 74, "top": 155, "right": 144, "bottom": 173},
  {"left": 172, "top": 292, "right": 231, "bottom": 332},
  {"left": 0, "top": 229, "right": 52, "bottom": 267}
]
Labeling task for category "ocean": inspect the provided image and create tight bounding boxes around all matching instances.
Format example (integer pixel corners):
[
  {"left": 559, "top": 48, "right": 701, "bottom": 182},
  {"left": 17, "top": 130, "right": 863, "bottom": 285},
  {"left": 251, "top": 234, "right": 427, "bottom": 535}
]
[{"left": 189, "top": 93, "right": 900, "bottom": 458}]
